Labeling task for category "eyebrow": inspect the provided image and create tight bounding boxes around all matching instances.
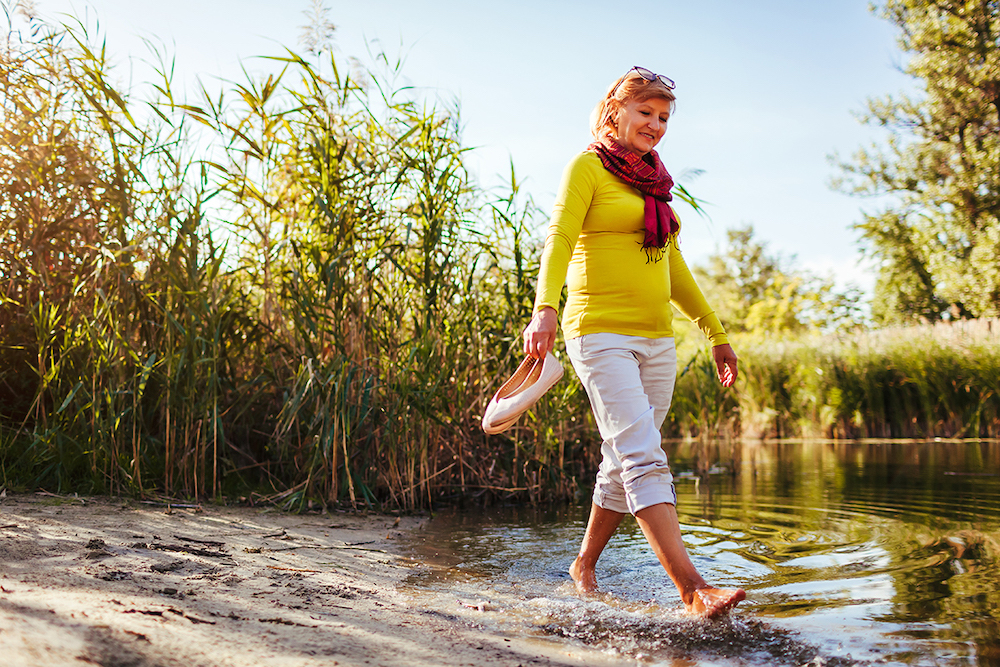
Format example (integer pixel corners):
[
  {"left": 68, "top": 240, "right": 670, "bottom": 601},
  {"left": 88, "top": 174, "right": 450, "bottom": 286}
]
[
  {"left": 638, "top": 106, "right": 671, "bottom": 118},
  {"left": 635, "top": 101, "right": 670, "bottom": 112}
]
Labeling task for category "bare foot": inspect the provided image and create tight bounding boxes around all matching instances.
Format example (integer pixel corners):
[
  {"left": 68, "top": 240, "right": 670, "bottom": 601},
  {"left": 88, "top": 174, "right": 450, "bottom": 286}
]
[
  {"left": 687, "top": 587, "right": 746, "bottom": 619},
  {"left": 569, "top": 557, "right": 598, "bottom": 593}
]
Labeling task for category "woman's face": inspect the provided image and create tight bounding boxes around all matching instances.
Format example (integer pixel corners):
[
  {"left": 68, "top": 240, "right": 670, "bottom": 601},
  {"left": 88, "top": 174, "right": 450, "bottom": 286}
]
[{"left": 614, "top": 97, "right": 671, "bottom": 156}]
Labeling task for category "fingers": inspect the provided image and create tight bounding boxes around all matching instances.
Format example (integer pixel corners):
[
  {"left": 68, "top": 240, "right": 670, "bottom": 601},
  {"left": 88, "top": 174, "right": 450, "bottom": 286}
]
[
  {"left": 718, "top": 357, "right": 737, "bottom": 386},
  {"left": 524, "top": 327, "right": 555, "bottom": 358},
  {"left": 524, "top": 334, "right": 553, "bottom": 359},
  {"left": 523, "top": 329, "right": 540, "bottom": 357},
  {"left": 715, "top": 361, "right": 729, "bottom": 386},
  {"left": 523, "top": 308, "right": 558, "bottom": 358},
  {"left": 712, "top": 344, "right": 739, "bottom": 387}
]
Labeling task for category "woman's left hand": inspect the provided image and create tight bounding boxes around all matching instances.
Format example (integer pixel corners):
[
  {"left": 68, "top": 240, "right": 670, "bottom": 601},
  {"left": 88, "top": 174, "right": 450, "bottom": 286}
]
[{"left": 712, "top": 344, "right": 739, "bottom": 387}]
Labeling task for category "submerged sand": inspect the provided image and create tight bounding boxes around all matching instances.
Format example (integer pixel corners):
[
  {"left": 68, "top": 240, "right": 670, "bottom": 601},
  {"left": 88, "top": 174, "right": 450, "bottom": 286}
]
[{"left": 0, "top": 493, "right": 630, "bottom": 667}]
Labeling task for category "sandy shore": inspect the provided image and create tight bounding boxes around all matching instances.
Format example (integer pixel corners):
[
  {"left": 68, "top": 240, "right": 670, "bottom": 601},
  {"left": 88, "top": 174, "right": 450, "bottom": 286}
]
[{"left": 0, "top": 492, "right": 630, "bottom": 667}]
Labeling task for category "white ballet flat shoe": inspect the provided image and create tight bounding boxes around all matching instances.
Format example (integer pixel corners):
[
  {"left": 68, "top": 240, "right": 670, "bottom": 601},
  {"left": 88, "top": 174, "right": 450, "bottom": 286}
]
[{"left": 481, "top": 352, "right": 564, "bottom": 435}]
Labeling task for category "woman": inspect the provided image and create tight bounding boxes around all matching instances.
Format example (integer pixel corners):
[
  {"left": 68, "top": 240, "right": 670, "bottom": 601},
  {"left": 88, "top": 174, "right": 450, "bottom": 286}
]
[{"left": 522, "top": 66, "right": 745, "bottom": 619}]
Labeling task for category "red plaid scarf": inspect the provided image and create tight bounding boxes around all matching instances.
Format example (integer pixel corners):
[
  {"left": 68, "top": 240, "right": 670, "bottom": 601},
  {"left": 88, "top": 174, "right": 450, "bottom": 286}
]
[{"left": 588, "top": 137, "right": 679, "bottom": 263}]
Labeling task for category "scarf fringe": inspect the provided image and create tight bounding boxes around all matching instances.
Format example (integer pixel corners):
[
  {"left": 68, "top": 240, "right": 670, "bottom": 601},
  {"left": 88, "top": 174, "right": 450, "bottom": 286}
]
[{"left": 641, "top": 232, "right": 679, "bottom": 264}]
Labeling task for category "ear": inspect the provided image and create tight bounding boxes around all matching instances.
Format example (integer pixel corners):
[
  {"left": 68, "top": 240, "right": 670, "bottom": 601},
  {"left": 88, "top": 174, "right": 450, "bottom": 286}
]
[{"left": 609, "top": 102, "right": 622, "bottom": 128}]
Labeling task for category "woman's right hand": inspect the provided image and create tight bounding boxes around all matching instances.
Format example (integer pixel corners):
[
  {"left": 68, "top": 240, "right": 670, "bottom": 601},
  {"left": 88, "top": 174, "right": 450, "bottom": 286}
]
[{"left": 523, "top": 307, "right": 558, "bottom": 359}]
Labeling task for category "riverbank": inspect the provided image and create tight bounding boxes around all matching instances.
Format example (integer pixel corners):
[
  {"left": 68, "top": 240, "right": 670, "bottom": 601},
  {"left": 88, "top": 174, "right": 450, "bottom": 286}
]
[{"left": 0, "top": 493, "right": 623, "bottom": 667}]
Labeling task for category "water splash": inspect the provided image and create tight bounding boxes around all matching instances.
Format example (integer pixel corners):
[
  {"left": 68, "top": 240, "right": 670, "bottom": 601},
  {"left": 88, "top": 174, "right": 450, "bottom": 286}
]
[{"left": 533, "top": 598, "right": 862, "bottom": 666}]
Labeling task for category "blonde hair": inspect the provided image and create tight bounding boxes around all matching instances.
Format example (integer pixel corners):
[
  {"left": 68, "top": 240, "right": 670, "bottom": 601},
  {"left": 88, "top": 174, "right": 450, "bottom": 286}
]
[{"left": 590, "top": 70, "right": 677, "bottom": 140}]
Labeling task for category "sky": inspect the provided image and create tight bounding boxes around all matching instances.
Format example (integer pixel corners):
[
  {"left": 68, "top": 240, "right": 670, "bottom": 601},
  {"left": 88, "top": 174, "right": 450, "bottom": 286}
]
[{"left": 30, "top": 0, "right": 917, "bottom": 295}]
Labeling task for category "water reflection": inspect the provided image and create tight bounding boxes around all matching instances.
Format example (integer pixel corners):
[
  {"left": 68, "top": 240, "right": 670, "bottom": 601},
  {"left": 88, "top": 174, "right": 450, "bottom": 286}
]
[{"left": 402, "top": 440, "right": 1000, "bottom": 666}]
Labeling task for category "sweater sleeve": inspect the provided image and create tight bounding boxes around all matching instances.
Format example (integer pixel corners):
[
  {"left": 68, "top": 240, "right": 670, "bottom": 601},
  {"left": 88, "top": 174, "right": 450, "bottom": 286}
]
[
  {"left": 667, "top": 240, "right": 730, "bottom": 347},
  {"left": 533, "top": 153, "right": 598, "bottom": 315}
]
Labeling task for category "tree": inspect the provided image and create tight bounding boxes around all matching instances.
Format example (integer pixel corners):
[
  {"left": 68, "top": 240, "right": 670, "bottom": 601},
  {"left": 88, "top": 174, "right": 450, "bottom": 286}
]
[
  {"left": 693, "top": 226, "right": 863, "bottom": 335},
  {"left": 835, "top": 0, "right": 1000, "bottom": 324}
]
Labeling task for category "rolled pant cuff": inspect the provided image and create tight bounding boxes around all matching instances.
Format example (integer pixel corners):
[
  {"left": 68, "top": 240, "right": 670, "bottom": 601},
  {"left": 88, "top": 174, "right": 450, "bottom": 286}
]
[
  {"left": 593, "top": 480, "right": 676, "bottom": 516},
  {"left": 625, "top": 480, "right": 677, "bottom": 515},
  {"left": 592, "top": 488, "right": 630, "bottom": 515}
]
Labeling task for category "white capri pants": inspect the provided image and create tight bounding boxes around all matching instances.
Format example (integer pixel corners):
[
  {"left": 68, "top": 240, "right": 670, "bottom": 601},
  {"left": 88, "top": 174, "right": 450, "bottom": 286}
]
[{"left": 566, "top": 332, "right": 678, "bottom": 515}]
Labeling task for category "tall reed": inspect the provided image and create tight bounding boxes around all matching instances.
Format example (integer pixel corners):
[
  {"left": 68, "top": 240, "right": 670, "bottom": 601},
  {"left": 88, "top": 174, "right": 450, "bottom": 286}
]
[{"left": 0, "top": 8, "right": 598, "bottom": 508}]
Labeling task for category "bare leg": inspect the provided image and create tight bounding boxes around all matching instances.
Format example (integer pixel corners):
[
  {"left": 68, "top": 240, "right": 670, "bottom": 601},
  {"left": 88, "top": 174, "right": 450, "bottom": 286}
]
[
  {"left": 569, "top": 503, "right": 625, "bottom": 593},
  {"left": 634, "top": 502, "right": 745, "bottom": 619}
]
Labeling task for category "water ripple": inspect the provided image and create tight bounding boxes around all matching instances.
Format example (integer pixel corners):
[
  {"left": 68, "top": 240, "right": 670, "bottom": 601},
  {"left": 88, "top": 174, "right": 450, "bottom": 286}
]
[{"left": 401, "top": 440, "right": 1000, "bottom": 666}]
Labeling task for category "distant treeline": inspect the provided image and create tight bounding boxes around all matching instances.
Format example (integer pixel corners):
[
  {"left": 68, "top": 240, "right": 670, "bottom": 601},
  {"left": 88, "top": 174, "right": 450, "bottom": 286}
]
[{"left": 1, "top": 11, "right": 997, "bottom": 510}]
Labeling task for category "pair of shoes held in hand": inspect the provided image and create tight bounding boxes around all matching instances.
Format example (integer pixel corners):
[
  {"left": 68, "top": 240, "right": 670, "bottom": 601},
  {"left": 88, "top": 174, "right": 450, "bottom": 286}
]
[{"left": 482, "top": 352, "right": 564, "bottom": 434}]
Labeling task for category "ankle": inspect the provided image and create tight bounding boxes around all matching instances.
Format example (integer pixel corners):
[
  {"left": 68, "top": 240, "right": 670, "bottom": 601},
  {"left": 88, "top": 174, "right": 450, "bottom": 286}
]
[
  {"left": 569, "top": 556, "right": 599, "bottom": 593},
  {"left": 677, "top": 581, "right": 710, "bottom": 606}
]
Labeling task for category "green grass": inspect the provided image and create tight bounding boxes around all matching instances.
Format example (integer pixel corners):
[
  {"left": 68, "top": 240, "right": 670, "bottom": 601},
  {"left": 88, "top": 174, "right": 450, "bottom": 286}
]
[{"left": 722, "top": 321, "right": 1000, "bottom": 440}]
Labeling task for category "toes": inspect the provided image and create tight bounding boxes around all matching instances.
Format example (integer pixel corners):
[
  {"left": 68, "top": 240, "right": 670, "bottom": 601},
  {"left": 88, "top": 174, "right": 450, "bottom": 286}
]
[{"left": 694, "top": 588, "right": 746, "bottom": 619}]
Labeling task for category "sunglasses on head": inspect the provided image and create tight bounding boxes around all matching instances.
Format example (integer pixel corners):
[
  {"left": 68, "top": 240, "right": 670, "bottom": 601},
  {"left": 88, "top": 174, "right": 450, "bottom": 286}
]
[{"left": 611, "top": 66, "right": 676, "bottom": 97}]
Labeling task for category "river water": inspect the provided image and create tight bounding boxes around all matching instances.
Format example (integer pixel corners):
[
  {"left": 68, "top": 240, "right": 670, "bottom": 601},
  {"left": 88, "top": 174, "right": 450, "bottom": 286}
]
[{"left": 401, "top": 439, "right": 1000, "bottom": 666}]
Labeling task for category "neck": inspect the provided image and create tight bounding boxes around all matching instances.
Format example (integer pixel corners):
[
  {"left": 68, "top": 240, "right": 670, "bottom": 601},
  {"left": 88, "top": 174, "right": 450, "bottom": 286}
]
[{"left": 604, "top": 134, "right": 648, "bottom": 159}]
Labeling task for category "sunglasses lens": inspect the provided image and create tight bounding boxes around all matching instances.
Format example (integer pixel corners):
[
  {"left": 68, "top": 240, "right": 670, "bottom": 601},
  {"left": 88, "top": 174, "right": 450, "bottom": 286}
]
[
  {"left": 633, "top": 67, "right": 656, "bottom": 81},
  {"left": 629, "top": 67, "right": 675, "bottom": 89}
]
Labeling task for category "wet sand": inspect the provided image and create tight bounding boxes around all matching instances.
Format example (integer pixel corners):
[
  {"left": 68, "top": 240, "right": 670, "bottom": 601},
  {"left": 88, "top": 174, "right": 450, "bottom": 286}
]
[{"left": 0, "top": 493, "right": 625, "bottom": 667}]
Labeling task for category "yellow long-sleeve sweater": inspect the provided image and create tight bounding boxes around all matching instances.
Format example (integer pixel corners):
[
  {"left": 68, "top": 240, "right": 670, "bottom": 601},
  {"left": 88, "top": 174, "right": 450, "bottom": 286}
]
[{"left": 533, "top": 151, "right": 729, "bottom": 346}]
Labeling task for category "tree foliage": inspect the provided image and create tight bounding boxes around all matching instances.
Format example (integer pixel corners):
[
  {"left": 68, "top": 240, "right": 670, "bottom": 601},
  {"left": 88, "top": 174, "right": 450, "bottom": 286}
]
[
  {"left": 836, "top": 0, "right": 1000, "bottom": 324},
  {"left": 692, "top": 226, "right": 863, "bottom": 335}
]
